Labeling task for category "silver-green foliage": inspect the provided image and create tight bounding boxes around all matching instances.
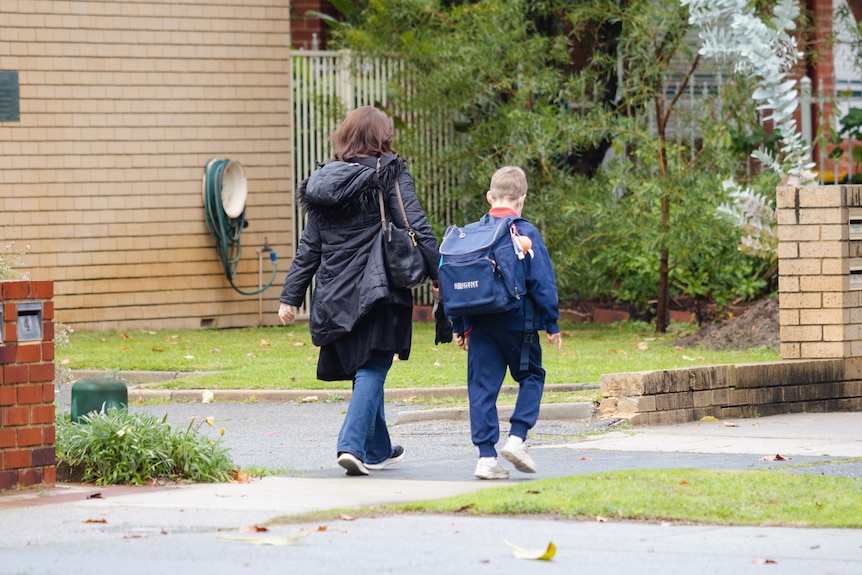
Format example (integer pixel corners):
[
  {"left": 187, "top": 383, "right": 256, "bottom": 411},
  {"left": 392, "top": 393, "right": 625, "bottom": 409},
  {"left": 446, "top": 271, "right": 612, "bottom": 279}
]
[
  {"left": 55, "top": 409, "right": 235, "bottom": 485},
  {"left": 682, "top": 0, "right": 815, "bottom": 257}
]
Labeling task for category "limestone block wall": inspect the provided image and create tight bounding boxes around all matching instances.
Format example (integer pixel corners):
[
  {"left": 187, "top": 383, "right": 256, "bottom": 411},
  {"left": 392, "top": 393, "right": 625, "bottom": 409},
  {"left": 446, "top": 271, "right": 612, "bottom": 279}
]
[{"left": 598, "top": 359, "right": 862, "bottom": 426}]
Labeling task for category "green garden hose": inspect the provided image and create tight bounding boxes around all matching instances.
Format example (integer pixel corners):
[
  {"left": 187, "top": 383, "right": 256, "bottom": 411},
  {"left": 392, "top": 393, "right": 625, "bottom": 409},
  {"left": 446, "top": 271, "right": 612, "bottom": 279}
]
[{"left": 203, "top": 159, "right": 278, "bottom": 296}]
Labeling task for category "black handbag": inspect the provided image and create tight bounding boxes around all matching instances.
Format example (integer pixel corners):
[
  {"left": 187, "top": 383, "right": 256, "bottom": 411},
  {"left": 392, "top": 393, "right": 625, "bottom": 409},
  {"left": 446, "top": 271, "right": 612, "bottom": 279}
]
[{"left": 378, "top": 178, "right": 430, "bottom": 289}]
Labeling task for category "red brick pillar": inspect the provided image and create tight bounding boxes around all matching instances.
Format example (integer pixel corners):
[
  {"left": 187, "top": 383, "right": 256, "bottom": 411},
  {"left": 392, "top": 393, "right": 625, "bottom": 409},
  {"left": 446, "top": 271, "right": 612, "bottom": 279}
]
[{"left": 0, "top": 280, "right": 56, "bottom": 490}]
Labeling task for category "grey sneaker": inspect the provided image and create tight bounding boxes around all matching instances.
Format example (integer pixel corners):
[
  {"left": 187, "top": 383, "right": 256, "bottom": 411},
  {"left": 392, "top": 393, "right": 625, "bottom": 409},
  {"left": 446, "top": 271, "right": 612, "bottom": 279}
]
[
  {"left": 365, "top": 446, "right": 405, "bottom": 470},
  {"left": 337, "top": 452, "right": 369, "bottom": 476},
  {"left": 500, "top": 438, "right": 537, "bottom": 473},
  {"left": 474, "top": 458, "right": 509, "bottom": 480}
]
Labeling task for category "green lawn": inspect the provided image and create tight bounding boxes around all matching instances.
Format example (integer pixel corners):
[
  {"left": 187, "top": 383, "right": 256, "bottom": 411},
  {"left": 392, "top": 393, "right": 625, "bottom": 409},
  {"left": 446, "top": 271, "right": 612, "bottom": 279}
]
[{"left": 59, "top": 321, "right": 779, "bottom": 391}]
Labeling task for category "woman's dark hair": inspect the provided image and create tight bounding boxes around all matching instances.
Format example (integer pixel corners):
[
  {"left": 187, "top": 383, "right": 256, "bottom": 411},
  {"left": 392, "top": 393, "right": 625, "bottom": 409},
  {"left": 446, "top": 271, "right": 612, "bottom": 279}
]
[{"left": 330, "top": 106, "right": 394, "bottom": 161}]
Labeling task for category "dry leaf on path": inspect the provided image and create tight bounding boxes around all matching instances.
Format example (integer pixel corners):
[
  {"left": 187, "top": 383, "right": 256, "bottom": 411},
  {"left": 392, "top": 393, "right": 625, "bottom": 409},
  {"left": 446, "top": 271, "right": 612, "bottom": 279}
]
[
  {"left": 700, "top": 416, "right": 719, "bottom": 422},
  {"left": 84, "top": 518, "right": 107, "bottom": 524},
  {"left": 760, "top": 454, "right": 791, "bottom": 461},
  {"left": 723, "top": 422, "right": 739, "bottom": 427},
  {"left": 503, "top": 540, "right": 556, "bottom": 561},
  {"left": 238, "top": 525, "right": 269, "bottom": 533}
]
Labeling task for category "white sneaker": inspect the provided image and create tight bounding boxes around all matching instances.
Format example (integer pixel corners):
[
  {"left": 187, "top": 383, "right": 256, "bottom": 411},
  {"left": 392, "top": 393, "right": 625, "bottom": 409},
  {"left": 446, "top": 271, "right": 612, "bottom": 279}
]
[
  {"left": 337, "top": 452, "right": 369, "bottom": 476},
  {"left": 500, "top": 436, "right": 536, "bottom": 473},
  {"left": 474, "top": 458, "right": 509, "bottom": 480}
]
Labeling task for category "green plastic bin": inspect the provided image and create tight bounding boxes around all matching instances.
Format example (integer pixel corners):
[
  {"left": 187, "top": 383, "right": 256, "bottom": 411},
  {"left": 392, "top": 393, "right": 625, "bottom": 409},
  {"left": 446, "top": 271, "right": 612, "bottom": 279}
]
[{"left": 70, "top": 377, "right": 129, "bottom": 423}]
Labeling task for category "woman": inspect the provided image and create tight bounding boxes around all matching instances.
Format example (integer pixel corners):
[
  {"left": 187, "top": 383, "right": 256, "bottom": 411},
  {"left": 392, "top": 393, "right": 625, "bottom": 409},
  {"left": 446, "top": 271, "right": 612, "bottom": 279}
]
[{"left": 277, "top": 106, "right": 440, "bottom": 476}]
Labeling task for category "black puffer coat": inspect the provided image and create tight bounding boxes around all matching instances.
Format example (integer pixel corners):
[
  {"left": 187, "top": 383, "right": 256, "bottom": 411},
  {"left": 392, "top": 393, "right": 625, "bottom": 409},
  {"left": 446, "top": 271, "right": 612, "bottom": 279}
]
[{"left": 279, "top": 154, "right": 439, "bottom": 380}]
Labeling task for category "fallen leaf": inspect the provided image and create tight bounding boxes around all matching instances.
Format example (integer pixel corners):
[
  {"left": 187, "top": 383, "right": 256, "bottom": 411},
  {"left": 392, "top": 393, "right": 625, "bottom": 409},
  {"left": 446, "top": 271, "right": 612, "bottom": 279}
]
[
  {"left": 316, "top": 526, "right": 328, "bottom": 532},
  {"left": 258, "top": 339, "right": 270, "bottom": 346},
  {"left": 60, "top": 358, "right": 71, "bottom": 365},
  {"left": 595, "top": 515, "right": 607, "bottom": 523},
  {"left": 123, "top": 534, "right": 147, "bottom": 539},
  {"left": 238, "top": 525, "right": 269, "bottom": 533},
  {"left": 752, "top": 558, "right": 777, "bottom": 564},
  {"left": 503, "top": 540, "right": 556, "bottom": 561},
  {"left": 246, "top": 352, "right": 257, "bottom": 357},
  {"left": 700, "top": 416, "right": 719, "bottom": 422},
  {"left": 635, "top": 342, "right": 649, "bottom": 350},
  {"left": 293, "top": 342, "right": 305, "bottom": 347},
  {"left": 210, "top": 348, "right": 222, "bottom": 353},
  {"left": 119, "top": 333, "right": 131, "bottom": 339},
  {"left": 682, "top": 355, "right": 696, "bottom": 361},
  {"left": 679, "top": 479, "right": 688, "bottom": 485},
  {"left": 724, "top": 422, "right": 739, "bottom": 427},
  {"left": 85, "top": 518, "right": 107, "bottom": 523},
  {"left": 339, "top": 513, "right": 356, "bottom": 521},
  {"left": 217, "top": 532, "right": 309, "bottom": 546},
  {"left": 301, "top": 395, "right": 319, "bottom": 403},
  {"left": 231, "top": 469, "right": 252, "bottom": 483},
  {"left": 86, "top": 492, "right": 103, "bottom": 499},
  {"left": 609, "top": 349, "right": 628, "bottom": 355},
  {"left": 760, "top": 454, "right": 791, "bottom": 461},
  {"left": 170, "top": 334, "right": 180, "bottom": 339}
]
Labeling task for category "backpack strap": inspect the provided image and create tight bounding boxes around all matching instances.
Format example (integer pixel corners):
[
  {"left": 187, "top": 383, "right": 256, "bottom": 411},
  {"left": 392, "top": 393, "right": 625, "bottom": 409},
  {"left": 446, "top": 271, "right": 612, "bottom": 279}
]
[{"left": 519, "top": 297, "right": 535, "bottom": 372}]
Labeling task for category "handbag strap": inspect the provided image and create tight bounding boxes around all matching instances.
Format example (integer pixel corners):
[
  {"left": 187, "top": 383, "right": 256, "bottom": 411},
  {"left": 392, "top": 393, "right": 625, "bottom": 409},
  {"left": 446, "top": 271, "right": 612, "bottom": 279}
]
[{"left": 376, "top": 158, "right": 418, "bottom": 246}]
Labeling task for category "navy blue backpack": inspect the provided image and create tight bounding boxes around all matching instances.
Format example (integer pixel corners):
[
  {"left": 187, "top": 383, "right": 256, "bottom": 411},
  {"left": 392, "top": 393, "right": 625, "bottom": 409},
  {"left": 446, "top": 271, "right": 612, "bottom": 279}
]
[{"left": 438, "top": 214, "right": 529, "bottom": 318}]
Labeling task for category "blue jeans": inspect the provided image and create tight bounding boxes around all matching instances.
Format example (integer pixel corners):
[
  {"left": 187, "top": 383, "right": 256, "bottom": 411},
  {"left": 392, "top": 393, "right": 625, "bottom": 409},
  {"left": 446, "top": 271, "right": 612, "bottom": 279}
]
[{"left": 336, "top": 353, "right": 394, "bottom": 465}]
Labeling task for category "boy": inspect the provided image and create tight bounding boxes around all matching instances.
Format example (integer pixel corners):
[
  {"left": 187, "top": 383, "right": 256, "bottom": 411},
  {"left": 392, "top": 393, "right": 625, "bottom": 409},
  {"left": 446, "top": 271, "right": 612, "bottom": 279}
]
[{"left": 451, "top": 166, "right": 562, "bottom": 480}]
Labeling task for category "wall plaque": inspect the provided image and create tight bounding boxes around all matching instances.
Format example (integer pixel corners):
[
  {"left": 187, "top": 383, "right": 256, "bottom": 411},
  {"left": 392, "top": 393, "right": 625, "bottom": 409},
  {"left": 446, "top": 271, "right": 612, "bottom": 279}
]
[{"left": 0, "top": 71, "right": 20, "bottom": 122}]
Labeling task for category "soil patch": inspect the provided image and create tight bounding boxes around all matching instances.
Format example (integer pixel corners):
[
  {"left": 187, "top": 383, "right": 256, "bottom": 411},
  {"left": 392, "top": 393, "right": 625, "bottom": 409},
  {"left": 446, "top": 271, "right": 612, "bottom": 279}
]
[{"left": 673, "top": 298, "right": 779, "bottom": 351}]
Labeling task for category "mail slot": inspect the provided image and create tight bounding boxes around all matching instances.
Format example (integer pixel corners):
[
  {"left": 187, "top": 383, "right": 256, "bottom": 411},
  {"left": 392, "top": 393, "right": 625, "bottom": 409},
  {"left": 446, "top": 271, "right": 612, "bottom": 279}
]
[
  {"left": 851, "top": 208, "right": 862, "bottom": 240},
  {"left": 16, "top": 302, "right": 42, "bottom": 341},
  {"left": 851, "top": 259, "right": 862, "bottom": 290}
]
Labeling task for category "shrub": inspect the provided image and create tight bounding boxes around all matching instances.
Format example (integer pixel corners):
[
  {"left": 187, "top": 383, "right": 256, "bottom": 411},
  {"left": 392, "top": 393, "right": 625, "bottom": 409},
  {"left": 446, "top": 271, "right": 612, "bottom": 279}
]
[{"left": 55, "top": 409, "right": 235, "bottom": 485}]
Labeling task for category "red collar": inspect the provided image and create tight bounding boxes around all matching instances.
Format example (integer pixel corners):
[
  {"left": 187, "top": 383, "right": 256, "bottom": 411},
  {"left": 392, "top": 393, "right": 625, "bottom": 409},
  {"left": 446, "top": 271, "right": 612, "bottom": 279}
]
[{"left": 488, "top": 207, "right": 519, "bottom": 218}]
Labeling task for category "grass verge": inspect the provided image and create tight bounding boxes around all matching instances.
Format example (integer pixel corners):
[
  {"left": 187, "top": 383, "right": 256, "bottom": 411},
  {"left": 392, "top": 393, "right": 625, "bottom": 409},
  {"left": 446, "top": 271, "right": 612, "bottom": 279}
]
[{"left": 271, "top": 469, "right": 862, "bottom": 528}]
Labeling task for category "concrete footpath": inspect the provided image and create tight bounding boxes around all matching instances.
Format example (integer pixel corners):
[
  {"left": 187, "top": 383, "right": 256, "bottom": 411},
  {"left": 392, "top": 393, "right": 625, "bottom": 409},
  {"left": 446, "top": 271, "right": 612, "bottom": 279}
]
[{"left": 2, "top": 396, "right": 862, "bottom": 574}]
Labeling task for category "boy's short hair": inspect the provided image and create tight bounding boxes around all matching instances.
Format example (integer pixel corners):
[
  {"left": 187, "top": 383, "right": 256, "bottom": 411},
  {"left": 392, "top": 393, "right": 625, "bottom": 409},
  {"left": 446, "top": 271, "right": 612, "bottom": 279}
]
[{"left": 488, "top": 166, "right": 528, "bottom": 201}]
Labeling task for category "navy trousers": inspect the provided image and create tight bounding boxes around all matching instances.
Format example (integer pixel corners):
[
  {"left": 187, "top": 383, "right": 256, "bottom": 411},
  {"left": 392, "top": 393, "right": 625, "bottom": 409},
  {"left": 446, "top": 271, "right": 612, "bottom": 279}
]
[{"left": 466, "top": 323, "right": 545, "bottom": 458}]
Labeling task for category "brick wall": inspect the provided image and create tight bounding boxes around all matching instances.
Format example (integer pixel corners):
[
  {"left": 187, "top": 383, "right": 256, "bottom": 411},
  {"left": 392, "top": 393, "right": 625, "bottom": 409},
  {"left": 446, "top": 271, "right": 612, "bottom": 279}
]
[
  {"left": 291, "top": 0, "right": 339, "bottom": 50},
  {"left": 0, "top": 1, "right": 293, "bottom": 331},
  {"left": 777, "top": 185, "right": 861, "bottom": 359},
  {"left": 0, "top": 280, "right": 56, "bottom": 490}
]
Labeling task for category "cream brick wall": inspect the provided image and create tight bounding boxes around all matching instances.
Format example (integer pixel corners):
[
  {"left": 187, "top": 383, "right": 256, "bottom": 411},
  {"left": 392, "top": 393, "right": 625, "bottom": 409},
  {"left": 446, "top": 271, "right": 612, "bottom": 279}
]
[
  {"left": 776, "top": 185, "right": 862, "bottom": 360},
  {"left": 0, "top": 1, "right": 294, "bottom": 331}
]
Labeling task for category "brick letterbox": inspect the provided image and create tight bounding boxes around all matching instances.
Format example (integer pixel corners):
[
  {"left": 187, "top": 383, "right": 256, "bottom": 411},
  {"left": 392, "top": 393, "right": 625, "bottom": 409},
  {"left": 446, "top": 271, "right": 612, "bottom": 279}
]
[{"left": 0, "top": 279, "right": 55, "bottom": 490}]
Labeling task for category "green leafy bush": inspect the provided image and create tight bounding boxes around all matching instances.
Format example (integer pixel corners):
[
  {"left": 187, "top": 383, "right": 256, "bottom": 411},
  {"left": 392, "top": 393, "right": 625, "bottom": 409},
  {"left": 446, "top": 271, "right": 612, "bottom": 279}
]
[{"left": 55, "top": 409, "right": 235, "bottom": 485}]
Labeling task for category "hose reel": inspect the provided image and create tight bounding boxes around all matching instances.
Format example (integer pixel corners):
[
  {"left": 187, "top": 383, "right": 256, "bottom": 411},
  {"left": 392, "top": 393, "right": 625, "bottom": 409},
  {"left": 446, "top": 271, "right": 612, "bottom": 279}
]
[{"left": 202, "top": 159, "right": 277, "bottom": 296}]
